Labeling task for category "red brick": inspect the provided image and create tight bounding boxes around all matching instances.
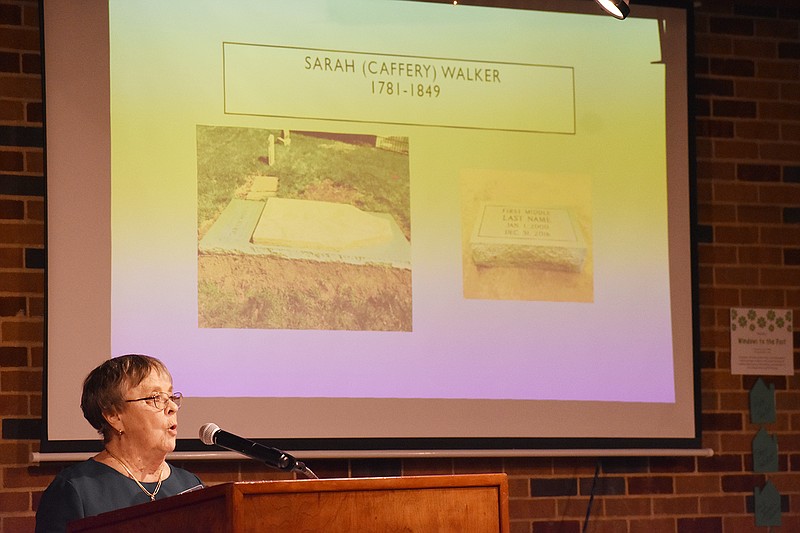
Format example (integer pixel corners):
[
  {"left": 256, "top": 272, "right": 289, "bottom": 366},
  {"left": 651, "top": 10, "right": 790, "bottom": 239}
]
[
  {"left": 2, "top": 516, "right": 35, "bottom": 532},
  {"left": 628, "top": 476, "right": 674, "bottom": 494},
  {"left": 21, "top": 52, "right": 39, "bottom": 75},
  {"left": 0, "top": 99, "right": 23, "bottom": 120},
  {"left": 714, "top": 139, "right": 760, "bottom": 158},
  {"left": 30, "top": 346, "right": 42, "bottom": 367},
  {"left": 0, "top": 442, "right": 30, "bottom": 465},
  {"left": 698, "top": 454, "right": 744, "bottom": 473},
  {"left": 0, "top": 271, "right": 42, "bottom": 293},
  {"left": 713, "top": 182, "right": 760, "bottom": 203},
  {"left": 507, "top": 478, "right": 529, "bottom": 498},
  {"left": 0, "top": 394, "right": 28, "bottom": 416},
  {"left": 718, "top": 391, "right": 748, "bottom": 411},
  {"left": 652, "top": 495, "right": 698, "bottom": 514},
  {"left": 556, "top": 497, "right": 592, "bottom": 518},
  {"left": 510, "top": 522, "right": 531, "bottom": 533},
  {"left": 3, "top": 466, "right": 54, "bottom": 489},
  {"left": 0, "top": 151, "right": 23, "bottom": 171},
  {"left": 22, "top": 5, "right": 38, "bottom": 28},
  {"left": 0, "top": 491, "right": 29, "bottom": 512},
  {"left": 709, "top": 17, "right": 753, "bottom": 36},
  {"left": 702, "top": 412, "right": 744, "bottom": 431},
  {"left": 721, "top": 473, "right": 765, "bottom": 492},
  {"left": 510, "top": 498, "right": 557, "bottom": 520},
  {"left": 761, "top": 226, "right": 800, "bottom": 245},
  {"left": 0, "top": 222, "right": 43, "bottom": 245},
  {"left": 735, "top": 121, "right": 780, "bottom": 140},
  {"left": 760, "top": 142, "right": 800, "bottom": 162},
  {"left": 699, "top": 203, "right": 736, "bottom": 223},
  {"left": 740, "top": 288, "right": 788, "bottom": 306},
  {"left": 713, "top": 225, "right": 759, "bottom": 244},
  {"left": 580, "top": 519, "right": 627, "bottom": 533},
  {"left": 735, "top": 79, "right": 780, "bottom": 99},
  {"left": 504, "top": 458, "right": 556, "bottom": 476},
  {"left": 25, "top": 199, "right": 44, "bottom": 221},
  {"left": 29, "top": 393, "right": 42, "bottom": 416},
  {"left": 710, "top": 57, "right": 755, "bottom": 77},
  {"left": 733, "top": 38, "right": 777, "bottom": 59},
  {"left": 759, "top": 184, "right": 800, "bottom": 204},
  {"left": 0, "top": 75, "right": 41, "bottom": 99},
  {"left": 677, "top": 516, "right": 722, "bottom": 533},
  {"left": 0, "top": 320, "right": 43, "bottom": 342},
  {"left": 453, "top": 457, "right": 504, "bottom": 474},
  {"left": 698, "top": 243, "right": 737, "bottom": 263},
  {"left": 28, "top": 296, "right": 44, "bottom": 318},
  {"left": 675, "top": 474, "right": 722, "bottom": 494},
  {"left": 737, "top": 163, "right": 781, "bottom": 181},
  {"left": 532, "top": 521, "right": 580, "bottom": 533},
  {"left": 714, "top": 266, "right": 758, "bottom": 285},
  {"left": 629, "top": 518, "right": 675, "bottom": 533},
  {"left": 713, "top": 100, "right": 757, "bottom": 118},
  {"left": 737, "top": 245, "right": 782, "bottom": 264},
  {"left": 0, "top": 4, "right": 21, "bottom": 25},
  {"left": 695, "top": 34, "right": 732, "bottom": 55},
  {"left": 700, "top": 494, "right": 748, "bottom": 514},
  {"left": 25, "top": 149, "right": 42, "bottom": 173},
  {"left": 757, "top": 60, "right": 800, "bottom": 81},
  {"left": 0, "top": 346, "right": 27, "bottom": 366},
  {"left": 0, "top": 369, "right": 42, "bottom": 392},
  {"left": 697, "top": 161, "right": 737, "bottom": 182},
  {"left": 754, "top": 18, "right": 798, "bottom": 39},
  {"left": 603, "top": 496, "right": 651, "bottom": 517}
]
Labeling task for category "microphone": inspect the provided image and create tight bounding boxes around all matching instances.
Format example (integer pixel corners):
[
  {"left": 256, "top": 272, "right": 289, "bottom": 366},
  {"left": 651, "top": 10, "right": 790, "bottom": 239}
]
[{"left": 199, "top": 422, "right": 297, "bottom": 472}]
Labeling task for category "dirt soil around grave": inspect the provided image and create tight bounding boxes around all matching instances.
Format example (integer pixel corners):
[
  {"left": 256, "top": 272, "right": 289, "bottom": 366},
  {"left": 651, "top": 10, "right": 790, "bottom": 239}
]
[{"left": 198, "top": 253, "right": 412, "bottom": 331}]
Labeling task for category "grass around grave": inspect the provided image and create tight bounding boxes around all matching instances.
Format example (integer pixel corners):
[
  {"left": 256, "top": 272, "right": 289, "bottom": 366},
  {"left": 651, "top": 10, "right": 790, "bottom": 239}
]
[{"left": 196, "top": 125, "right": 410, "bottom": 239}]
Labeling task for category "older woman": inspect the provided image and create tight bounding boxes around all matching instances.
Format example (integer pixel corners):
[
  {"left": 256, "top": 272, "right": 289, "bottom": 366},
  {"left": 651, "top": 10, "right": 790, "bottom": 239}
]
[{"left": 35, "top": 354, "right": 203, "bottom": 533}]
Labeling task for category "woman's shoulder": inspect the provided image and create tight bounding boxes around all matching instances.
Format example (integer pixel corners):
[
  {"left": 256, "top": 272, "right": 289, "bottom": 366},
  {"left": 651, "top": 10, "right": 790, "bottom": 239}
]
[
  {"left": 54, "top": 458, "right": 115, "bottom": 480},
  {"left": 166, "top": 463, "right": 203, "bottom": 487}
]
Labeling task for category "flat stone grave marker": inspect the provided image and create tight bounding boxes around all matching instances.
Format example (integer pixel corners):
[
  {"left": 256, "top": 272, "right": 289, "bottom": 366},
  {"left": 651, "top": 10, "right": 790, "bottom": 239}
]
[
  {"left": 252, "top": 197, "right": 393, "bottom": 251},
  {"left": 470, "top": 204, "right": 586, "bottom": 272}
]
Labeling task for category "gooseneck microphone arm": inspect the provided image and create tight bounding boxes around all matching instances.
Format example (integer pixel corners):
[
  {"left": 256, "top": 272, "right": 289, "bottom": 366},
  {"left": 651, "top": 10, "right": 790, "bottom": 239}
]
[{"left": 199, "top": 423, "right": 318, "bottom": 479}]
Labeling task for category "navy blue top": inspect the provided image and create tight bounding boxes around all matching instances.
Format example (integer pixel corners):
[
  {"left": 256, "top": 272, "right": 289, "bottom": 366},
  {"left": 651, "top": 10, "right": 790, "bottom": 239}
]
[{"left": 35, "top": 458, "right": 203, "bottom": 533}]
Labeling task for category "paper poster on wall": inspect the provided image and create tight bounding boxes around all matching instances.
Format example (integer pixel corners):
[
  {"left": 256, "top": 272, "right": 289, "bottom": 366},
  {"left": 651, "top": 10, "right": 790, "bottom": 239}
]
[{"left": 730, "top": 308, "right": 794, "bottom": 376}]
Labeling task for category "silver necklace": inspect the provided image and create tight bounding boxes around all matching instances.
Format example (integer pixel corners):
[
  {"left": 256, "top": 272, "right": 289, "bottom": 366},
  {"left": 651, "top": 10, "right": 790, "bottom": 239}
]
[{"left": 106, "top": 449, "right": 164, "bottom": 501}]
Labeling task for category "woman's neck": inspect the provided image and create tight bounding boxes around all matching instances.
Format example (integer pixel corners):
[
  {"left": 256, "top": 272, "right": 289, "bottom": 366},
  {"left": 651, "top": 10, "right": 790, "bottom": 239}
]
[{"left": 101, "top": 443, "right": 166, "bottom": 482}]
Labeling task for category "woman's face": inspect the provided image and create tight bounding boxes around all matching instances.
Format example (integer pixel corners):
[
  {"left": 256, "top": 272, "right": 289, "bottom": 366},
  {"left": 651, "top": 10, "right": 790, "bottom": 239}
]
[{"left": 115, "top": 369, "right": 179, "bottom": 456}]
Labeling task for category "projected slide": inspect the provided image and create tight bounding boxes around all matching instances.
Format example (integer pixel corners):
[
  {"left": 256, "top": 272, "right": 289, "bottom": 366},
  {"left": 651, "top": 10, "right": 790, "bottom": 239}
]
[{"left": 108, "top": 0, "right": 674, "bottom": 404}]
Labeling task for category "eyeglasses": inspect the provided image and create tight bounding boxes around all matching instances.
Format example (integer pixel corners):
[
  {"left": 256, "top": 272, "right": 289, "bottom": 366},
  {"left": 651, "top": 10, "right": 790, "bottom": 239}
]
[{"left": 125, "top": 392, "right": 183, "bottom": 410}]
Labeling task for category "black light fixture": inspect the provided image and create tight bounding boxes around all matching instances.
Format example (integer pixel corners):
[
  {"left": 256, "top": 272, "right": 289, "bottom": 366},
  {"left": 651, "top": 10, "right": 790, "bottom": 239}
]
[{"left": 595, "top": 0, "right": 630, "bottom": 20}]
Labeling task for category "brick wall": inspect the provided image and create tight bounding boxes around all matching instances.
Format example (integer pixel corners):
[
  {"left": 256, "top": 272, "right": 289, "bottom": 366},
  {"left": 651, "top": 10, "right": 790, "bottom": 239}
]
[{"left": 1, "top": 0, "right": 798, "bottom": 531}]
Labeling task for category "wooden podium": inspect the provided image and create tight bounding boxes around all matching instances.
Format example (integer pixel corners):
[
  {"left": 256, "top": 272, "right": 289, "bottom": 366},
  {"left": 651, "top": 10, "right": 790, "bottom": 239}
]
[{"left": 68, "top": 473, "right": 509, "bottom": 532}]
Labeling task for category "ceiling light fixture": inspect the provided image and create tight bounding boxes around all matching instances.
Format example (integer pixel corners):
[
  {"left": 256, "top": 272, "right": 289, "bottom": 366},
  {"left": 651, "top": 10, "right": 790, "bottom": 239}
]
[{"left": 595, "top": 0, "right": 630, "bottom": 20}]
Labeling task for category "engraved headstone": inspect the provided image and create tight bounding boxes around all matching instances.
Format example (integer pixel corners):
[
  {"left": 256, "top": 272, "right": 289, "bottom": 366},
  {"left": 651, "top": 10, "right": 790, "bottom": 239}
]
[
  {"left": 470, "top": 204, "right": 586, "bottom": 271},
  {"left": 251, "top": 197, "right": 393, "bottom": 251}
]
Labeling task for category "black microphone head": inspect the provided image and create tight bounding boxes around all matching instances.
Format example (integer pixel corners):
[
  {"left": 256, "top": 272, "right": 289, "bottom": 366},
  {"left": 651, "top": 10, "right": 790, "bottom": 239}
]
[{"left": 199, "top": 422, "right": 220, "bottom": 445}]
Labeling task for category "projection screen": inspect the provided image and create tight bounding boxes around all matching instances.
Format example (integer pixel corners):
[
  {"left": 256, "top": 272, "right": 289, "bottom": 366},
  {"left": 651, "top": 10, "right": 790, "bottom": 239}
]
[{"left": 41, "top": 0, "right": 699, "bottom": 456}]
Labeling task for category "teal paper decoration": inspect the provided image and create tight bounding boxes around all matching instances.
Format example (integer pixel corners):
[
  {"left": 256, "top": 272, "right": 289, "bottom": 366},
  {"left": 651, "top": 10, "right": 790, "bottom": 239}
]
[
  {"left": 752, "top": 428, "right": 779, "bottom": 473},
  {"left": 749, "top": 378, "right": 776, "bottom": 424},
  {"left": 754, "top": 481, "right": 782, "bottom": 527}
]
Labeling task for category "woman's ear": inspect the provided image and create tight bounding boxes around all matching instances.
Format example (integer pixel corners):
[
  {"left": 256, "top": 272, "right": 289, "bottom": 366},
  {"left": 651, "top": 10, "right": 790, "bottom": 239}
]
[{"left": 104, "top": 409, "right": 124, "bottom": 435}]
